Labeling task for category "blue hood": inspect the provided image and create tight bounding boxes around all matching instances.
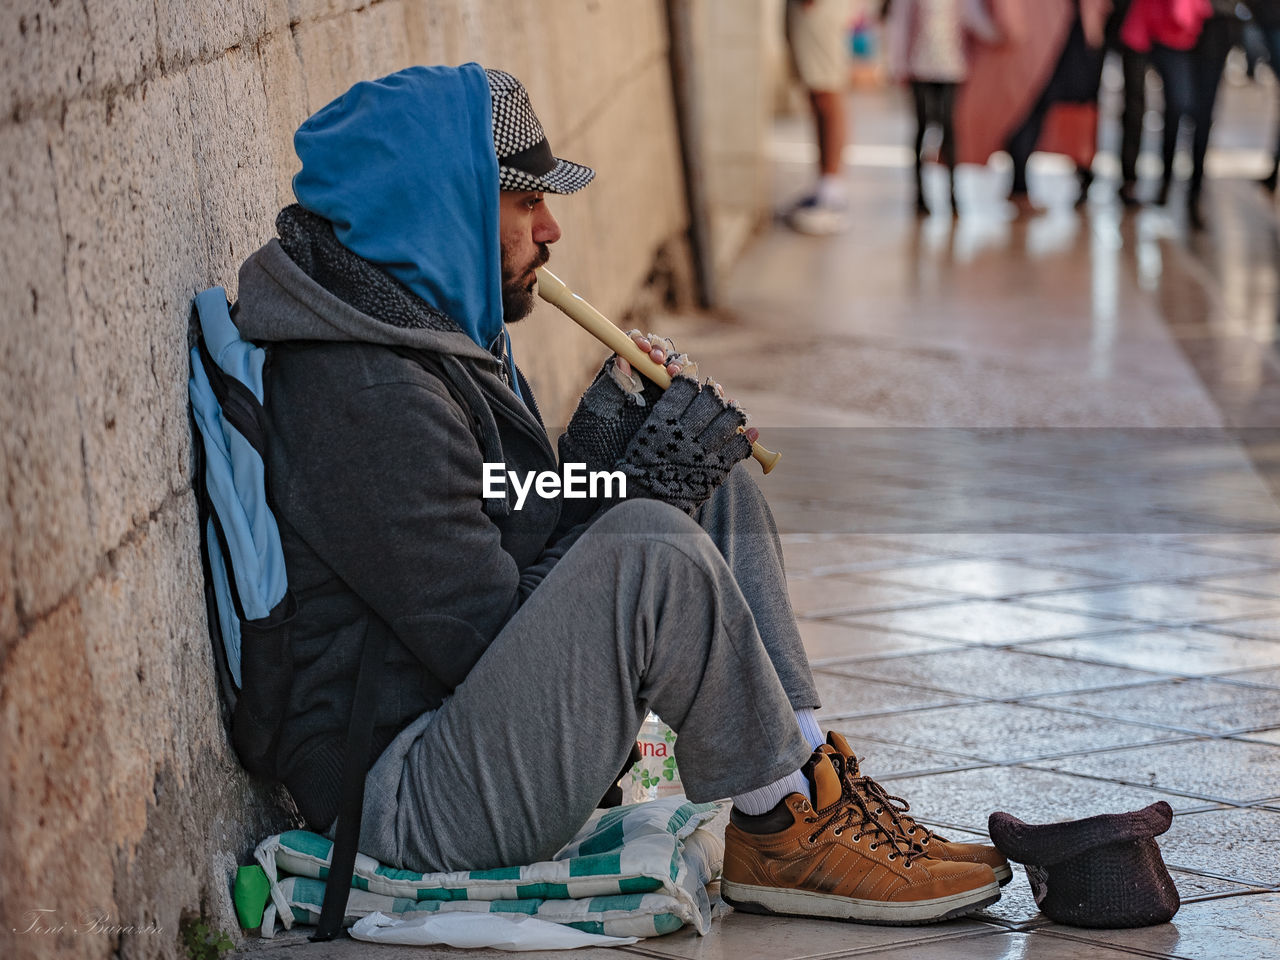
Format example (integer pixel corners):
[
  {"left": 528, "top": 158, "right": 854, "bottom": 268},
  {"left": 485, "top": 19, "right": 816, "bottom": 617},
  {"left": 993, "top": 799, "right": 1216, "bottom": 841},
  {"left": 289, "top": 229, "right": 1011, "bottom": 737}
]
[{"left": 292, "top": 64, "right": 514, "bottom": 381}]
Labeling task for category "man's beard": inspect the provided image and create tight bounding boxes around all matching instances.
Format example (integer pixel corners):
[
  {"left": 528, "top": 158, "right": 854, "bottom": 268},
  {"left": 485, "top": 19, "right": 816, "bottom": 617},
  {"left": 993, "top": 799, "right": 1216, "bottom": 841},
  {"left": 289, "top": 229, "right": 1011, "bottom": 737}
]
[{"left": 500, "top": 242, "right": 550, "bottom": 323}]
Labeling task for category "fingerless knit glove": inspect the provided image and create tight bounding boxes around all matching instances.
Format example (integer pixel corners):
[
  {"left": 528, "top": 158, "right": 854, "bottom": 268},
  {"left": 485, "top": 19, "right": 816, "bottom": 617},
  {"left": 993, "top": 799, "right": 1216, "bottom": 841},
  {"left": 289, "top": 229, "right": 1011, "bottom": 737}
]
[
  {"left": 619, "top": 375, "right": 752, "bottom": 514},
  {"left": 558, "top": 357, "right": 663, "bottom": 474}
]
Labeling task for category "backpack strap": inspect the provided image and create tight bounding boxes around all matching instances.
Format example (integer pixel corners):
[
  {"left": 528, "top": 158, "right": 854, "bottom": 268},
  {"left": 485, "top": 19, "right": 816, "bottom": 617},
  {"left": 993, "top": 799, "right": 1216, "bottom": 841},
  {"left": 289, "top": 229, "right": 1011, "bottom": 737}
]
[
  {"left": 190, "top": 395, "right": 242, "bottom": 715},
  {"left": 311, "top": 620, "right": 389, "bottom": 940}
]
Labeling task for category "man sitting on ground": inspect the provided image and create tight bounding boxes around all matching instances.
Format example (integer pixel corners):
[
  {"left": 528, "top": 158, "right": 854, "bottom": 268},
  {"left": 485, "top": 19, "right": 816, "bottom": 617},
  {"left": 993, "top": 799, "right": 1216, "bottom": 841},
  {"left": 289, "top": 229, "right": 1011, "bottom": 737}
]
[{"left": 228, "top": 62, "right": 1007, "bottom": 926}]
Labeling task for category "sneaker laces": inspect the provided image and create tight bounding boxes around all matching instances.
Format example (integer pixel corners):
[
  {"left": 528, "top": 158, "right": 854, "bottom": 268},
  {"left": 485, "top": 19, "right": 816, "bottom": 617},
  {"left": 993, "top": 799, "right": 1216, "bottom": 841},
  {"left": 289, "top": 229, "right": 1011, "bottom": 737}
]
[
  {"left": 853, "top": 774, "right": 944, "bottom": 852},
  {"left": 806, "top": 760, "right": 924, "bottom": 866}
]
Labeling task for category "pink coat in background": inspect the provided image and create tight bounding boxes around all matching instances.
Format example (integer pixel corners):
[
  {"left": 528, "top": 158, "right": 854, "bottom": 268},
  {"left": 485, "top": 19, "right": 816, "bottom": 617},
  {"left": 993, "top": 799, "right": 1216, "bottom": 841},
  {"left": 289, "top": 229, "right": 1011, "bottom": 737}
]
[
  {"left": 952, "top": 0, "right": 1073, "bottom": 164},
  {"left": 953, "top": 0, "right": 1113, "bottom": 166},
  {"left": 1120, "top": 0, "right": 1211, "bottom": 53}
]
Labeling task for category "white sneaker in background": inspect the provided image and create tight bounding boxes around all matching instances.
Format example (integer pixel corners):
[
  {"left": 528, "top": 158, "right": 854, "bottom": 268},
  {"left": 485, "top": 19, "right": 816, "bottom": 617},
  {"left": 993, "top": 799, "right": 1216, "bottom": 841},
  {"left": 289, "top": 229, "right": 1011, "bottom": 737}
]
[{"left": 786, "top": 195, "right": 849, "bottom": 235}]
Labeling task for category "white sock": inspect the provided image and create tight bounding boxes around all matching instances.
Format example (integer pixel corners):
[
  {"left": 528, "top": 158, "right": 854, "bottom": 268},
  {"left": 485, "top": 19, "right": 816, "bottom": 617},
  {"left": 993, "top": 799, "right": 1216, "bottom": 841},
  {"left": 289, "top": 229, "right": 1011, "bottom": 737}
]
[
  {"left": 816, "top": 175, "right": 846, "bottom": 207},
  {"left": 794, "top": 707, "right": 825, "bottom": 750},
  {"left": 732, "top": 768, "right": 811, "bottom": 815},
  {"left": 732, "top": 709, "right": 825, "bottom": 815}
]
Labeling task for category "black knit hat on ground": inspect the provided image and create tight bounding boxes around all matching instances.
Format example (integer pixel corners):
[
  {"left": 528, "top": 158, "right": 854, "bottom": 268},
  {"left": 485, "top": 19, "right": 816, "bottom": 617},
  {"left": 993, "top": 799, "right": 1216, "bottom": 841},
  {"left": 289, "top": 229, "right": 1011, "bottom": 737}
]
[
  {"left": 988, "top": 801, "right": 1180, "bottom": 929},
  {"left": 485, "top": 68, "right": 594, "bottom": 194}
]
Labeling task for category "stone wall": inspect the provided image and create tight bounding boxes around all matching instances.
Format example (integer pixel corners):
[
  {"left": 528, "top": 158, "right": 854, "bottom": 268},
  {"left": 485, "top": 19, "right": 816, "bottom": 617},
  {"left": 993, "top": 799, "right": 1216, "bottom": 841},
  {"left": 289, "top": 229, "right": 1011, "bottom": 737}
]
[
  {"left": 0, "top": 2, "right": 701, "bottom": 957},
  {"left": 691, "top": 0, "right": 785, "bottom": 277}
]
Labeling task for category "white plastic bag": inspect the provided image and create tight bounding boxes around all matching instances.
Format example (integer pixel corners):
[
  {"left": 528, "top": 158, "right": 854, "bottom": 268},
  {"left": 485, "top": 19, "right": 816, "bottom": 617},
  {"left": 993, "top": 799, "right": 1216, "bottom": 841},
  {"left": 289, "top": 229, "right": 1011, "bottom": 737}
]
[{"left": 348, "top": 912, "right": 640, "bottom": 951}]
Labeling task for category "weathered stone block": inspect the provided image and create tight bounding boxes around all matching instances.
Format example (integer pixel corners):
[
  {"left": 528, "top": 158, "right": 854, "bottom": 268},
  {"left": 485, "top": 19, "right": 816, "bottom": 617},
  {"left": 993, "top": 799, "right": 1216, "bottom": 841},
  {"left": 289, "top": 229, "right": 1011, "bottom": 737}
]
[
  {"left": 460, "top": 1, "right": 536, "bottom": 88},
  {"left": 288, "top": 0, "right": 365, "bottom": 22},
  {"left": 157, "top": 0, "right": 247, "bottom": 69},
  {"left": 400, "top": 0, "right": 464, "bottom": 64},
  {"left": 85, "top": 0, "right": 156, "bottom": 92},
  {"left": 0, "top": 602, "right": 117, "bottom": 954},
  {"left": 0, "top": 118, "right": 95, "bottom": 620},
  {"left": 157, "top": 0, "right": 290, "bottom": 68},
  {"left": 292, "top": 14, "right": 363, "bottom": 112},
  {"left": 572, "top": 58, "right": 685, "bottom": 300},
  {"left": 256, "top": 33, "right": 309, "bottom": 211},
  {"left": 243, "top": 0, "right": 291, "bottom": 41},
  {"left": 0, "top": 466, "right": 15, "bottom": 647},
  {"left": 76, "top": 494, "right": 295, "bottom": 957},
  {"left": 187, "top": 49, "right": 278, "bottom": 293},
  {"left": 2, "top": 1, "right": 159, "bottom": 115},
  {"left": 49, "top": 75, "right": 204, "bottom": 558},
  {"left": 0, "top": 1, "right": 93, "bottom": 117},
  {"left": 79, "top": 495, "right": 214, "bottom": 852},
  {"left": 353, "top": 1, "right": 415, "bottom": 77},
  {"left": 539, "top": 0, "right": 668, "bottom": 140}
]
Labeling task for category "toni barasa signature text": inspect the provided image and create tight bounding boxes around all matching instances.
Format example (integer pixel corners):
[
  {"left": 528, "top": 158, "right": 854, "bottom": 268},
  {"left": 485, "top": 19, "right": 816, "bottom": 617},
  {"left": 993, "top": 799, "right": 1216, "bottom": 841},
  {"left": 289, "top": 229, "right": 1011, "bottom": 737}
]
[{"left": 14, "top": 908, "right": 163, "bottom": 936}]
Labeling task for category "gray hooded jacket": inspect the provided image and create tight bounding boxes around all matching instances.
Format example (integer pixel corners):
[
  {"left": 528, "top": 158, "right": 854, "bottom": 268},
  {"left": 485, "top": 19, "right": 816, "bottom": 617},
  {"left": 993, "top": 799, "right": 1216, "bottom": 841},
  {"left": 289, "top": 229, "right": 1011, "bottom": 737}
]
[{"left": 233, "top": 207, "right": 586, "bottom": 829}]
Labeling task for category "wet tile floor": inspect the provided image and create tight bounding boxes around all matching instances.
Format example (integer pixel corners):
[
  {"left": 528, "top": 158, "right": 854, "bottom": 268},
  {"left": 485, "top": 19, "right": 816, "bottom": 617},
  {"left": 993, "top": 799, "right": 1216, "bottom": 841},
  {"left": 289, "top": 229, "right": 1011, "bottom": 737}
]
[{"left": 237, "top": 74, "right": 1280, "bottom": 960}]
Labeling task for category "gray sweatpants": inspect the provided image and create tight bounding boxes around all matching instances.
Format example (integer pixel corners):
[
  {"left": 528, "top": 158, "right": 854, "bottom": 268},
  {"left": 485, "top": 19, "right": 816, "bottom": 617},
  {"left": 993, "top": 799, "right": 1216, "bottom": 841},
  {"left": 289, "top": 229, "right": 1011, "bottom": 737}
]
[{"left": 359, "top": 466, "right": 820, "bottom": 872}]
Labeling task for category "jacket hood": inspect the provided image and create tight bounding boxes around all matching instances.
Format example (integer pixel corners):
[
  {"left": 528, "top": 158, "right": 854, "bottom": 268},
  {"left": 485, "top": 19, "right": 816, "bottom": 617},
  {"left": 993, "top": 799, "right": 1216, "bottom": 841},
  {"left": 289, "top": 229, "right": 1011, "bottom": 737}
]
[{"left": 290, "top": 63, "right": 507, "bottom": 362}]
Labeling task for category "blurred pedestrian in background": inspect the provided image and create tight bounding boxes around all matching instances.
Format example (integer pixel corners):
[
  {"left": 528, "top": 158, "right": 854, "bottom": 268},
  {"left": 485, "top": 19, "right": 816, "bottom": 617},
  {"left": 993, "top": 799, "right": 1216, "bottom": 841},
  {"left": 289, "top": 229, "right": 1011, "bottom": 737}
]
[
  {"left": 884, "top": 0, "right": 1001, "bottom": 217},
  {"left": 952, "top": 0, "right": 1110, "bottom": 213},
  {"left": 785, "top": 0, "right": 853, "bottom": 234},
  {"left": 1001, "top": 0, "right": 1112, "bottom": 212},
  {"left": 1120, "top": 0, "right": 1216, "bottom": 227},
  {"left": 1181, "top": 2, "right": 1240, "bottom": 225},
  {"left": 1246, "top": 0, "right": 1280, "bottom": 193},
  {"left": 1105, "top": 0, "right": 1147, "bottom": 207}
]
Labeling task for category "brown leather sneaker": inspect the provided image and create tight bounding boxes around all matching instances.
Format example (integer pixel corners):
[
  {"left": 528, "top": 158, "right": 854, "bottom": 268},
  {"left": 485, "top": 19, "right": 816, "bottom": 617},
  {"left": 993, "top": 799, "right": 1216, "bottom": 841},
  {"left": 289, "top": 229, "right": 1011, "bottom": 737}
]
[
  {"left": 723, "top": 751, "right": 1001, "bottom": 925},
  {"left": 824, "top": 732, "right": 1012, "bottom": 885}
]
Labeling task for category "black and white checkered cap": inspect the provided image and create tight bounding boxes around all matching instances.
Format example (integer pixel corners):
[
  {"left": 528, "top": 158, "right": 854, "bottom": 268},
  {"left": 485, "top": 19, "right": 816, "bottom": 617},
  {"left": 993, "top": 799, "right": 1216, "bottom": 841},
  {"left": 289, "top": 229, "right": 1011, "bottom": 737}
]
[{"left": 486, "top": 68, "right": 594, "bottom": 194}]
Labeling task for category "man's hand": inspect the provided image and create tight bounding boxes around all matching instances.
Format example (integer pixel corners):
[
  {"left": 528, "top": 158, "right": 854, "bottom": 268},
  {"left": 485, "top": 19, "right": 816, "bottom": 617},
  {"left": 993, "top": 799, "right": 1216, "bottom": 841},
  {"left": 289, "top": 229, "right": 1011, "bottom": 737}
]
[
  {"left": 616, "top": 330, "right": 692, "bottom": 382},
  {"left": 559, "top": 361, "right": 656, "bottom": 482},
  {"left": 560, "top": 330, "right": 691, "bottom": 480},
  {"left": 618, "top": 375, "right": 753, "bottom": 514},
  {"left": 614, "top": 332, "right": 753, "bottom": 440},
  {"left": 559, "top": 331, "right": 756, "bottom": 519}
]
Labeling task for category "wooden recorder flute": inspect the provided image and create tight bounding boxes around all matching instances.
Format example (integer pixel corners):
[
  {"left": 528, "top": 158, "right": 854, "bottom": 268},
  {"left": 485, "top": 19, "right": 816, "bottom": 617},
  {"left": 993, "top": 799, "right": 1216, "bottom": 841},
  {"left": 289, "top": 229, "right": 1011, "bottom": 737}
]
[{"left": 535, "top": 267, "right": 781, "bottom": 474}]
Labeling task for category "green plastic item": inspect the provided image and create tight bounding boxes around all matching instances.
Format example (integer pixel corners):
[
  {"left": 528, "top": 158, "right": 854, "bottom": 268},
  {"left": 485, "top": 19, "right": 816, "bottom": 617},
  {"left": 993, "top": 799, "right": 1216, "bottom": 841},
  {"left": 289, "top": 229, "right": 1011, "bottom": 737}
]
[{"left": 233, "top": 865, "right": 271, "bottom": 930}]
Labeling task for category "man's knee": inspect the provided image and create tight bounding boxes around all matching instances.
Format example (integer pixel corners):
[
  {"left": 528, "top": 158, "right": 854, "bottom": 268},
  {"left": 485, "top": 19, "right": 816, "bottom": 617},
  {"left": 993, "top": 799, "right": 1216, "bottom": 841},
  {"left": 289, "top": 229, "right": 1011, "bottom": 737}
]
[
  {"left": 591, "top": 496, "right": 703, "bottom": 538},
  {"left": 578, "top": 498, "right": 731, "bottom": 583},
  {"left": 720, "top": 462, "right": 762, "bottom": 501},
  {"left": 699, "top": 463, "right": 772, "bottom": 527}
]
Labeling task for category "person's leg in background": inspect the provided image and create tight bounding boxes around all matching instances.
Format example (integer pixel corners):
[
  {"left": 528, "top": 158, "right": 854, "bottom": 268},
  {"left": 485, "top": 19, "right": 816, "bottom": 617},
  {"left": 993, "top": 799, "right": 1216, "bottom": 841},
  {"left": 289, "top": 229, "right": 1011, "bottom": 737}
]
[
  {"left": 1186, "top": 15, "right": 1235, "bottom": 228},
  {"left": 1264, "top": 27, "right": 1280, "bottom": 192},
  {"left": 1148, "top": 44, "right": 1196, "bottom": 207},
  {"left": 1076, "top": 164, "right": 1095, "bottom": 207},
  {"left": 911, "top": 80, "right": 930, "bottom": 215},
  {"left": 1118, "top": 47, "right": 1147, "bottom": 205},
  {"left": 1005, "top": 88, "right": 1053, "bottom": 212},
  {"left": 811, "top": 87, "right": 848, "bottom": 197},
  {"left": 936, "top": 82, "right": 959, "bottom": 215},
  {"left": 786, "top": 0, "right": 851, "bottom": 234}
]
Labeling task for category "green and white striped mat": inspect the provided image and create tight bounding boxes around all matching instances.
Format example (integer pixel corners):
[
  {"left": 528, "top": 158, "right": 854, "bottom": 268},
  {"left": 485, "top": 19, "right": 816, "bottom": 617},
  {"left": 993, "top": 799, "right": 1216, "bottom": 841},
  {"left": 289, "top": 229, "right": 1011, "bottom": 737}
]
[{"left": 255, "top": 797, "right": 726, "bottom": 939}]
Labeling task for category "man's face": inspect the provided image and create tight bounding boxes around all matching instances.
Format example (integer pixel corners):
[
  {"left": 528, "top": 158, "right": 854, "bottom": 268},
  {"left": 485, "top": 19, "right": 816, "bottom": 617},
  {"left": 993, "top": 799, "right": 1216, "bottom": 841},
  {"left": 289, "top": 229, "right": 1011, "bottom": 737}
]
[{"left": 498, "top": 190, "right": 561, "bottom": 322}]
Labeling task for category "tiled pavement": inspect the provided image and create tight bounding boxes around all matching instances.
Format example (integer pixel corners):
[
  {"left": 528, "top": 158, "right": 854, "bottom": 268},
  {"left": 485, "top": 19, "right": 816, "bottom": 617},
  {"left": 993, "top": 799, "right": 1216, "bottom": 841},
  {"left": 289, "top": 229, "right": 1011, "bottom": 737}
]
[{"left": 236, "top": 74, "right": 1280, "bottom": 960}]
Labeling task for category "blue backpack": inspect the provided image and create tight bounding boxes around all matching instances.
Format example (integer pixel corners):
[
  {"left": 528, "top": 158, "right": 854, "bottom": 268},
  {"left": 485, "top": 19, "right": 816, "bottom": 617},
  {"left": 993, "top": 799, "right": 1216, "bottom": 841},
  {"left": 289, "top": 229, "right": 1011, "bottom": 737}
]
[
  {"left": 188, "top": 287, "right": 292, "bottom": 748},
  {"left": 188, "top": 287, "right": 375, "bottom": 940}
]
